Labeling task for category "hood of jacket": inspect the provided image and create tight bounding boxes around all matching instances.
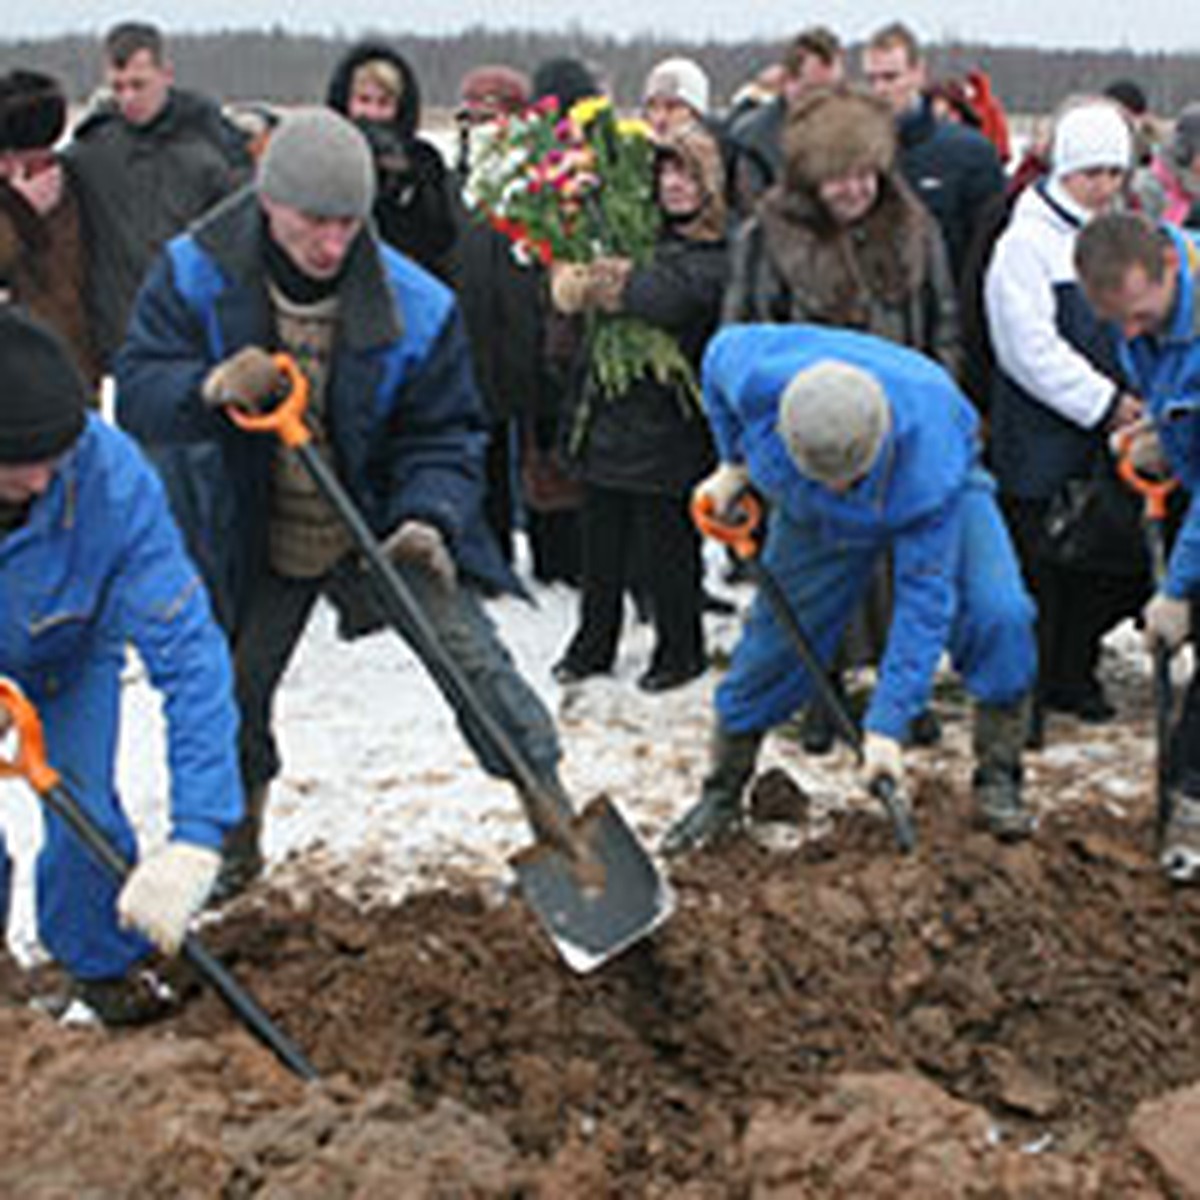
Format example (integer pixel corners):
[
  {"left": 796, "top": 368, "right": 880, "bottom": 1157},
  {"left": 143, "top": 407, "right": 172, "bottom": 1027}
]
[
  {"left": 325, "top": 40, "right": 422, "bottom": 144},
  {"left": 655, "top": 121, "right": 727, "bottom": 243}
]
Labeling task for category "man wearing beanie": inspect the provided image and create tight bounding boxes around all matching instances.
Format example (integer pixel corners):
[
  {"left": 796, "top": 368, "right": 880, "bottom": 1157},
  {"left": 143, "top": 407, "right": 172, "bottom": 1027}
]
[
  {"left": 662, "top": 324, "right": 1037, "bottom": 855},
  {"left": 0, "top": 308, "right": 241, "bottom": 1024},
  {"left": 985, "top": 97, "right": 1145, "bottom": 740},
  {"left": 117, "top": 107, "right": 569, "bottom": 898}
]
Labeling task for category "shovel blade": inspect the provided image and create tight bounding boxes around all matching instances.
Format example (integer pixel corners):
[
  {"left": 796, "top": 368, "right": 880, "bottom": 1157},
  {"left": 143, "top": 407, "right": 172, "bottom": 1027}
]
[{"left": 510, "top": 795, "right": 675, "bottom": 974}]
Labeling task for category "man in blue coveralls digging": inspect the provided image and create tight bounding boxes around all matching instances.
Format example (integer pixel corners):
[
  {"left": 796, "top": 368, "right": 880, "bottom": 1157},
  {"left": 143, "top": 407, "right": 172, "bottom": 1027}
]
[
  {"left": 663, "top": 324, "right": 1038, "bottom": 854},
  {"left": 0, "top": 308, "right": 241, "bottom": 1023}
]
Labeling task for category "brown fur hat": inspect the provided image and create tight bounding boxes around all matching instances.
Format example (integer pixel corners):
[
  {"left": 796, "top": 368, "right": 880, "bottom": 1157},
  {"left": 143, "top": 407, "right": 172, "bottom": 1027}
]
[
  {"left": 0, "top": 71, "right": 67, "bottom": 152},
  {"left": 782, "top": 85, "right": 896, "bottom": 192}
]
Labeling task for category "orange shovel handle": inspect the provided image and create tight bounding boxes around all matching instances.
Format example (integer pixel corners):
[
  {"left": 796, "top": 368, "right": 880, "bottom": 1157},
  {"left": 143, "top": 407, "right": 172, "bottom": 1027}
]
[
  {"left": 0, "top": 678, "right": 60, "bottom": 793},
  {"left": 224, "top": 354, "right": 311, "bottom": 449},
  {"left": 691, "top": 490, "right": 763, "bottom": 560},
  {"left": 1115, "top": 427, "right": 1177, "bottom": 522}
]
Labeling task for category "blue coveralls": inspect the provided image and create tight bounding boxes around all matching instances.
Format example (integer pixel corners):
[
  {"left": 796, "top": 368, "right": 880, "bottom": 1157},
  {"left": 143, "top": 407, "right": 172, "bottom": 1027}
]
[
  {"left": 0, "top": 417, "right": 241, "bottom": 981},
  {"left": 704, "top": 325, "right": 1037, "bottom": 739}
]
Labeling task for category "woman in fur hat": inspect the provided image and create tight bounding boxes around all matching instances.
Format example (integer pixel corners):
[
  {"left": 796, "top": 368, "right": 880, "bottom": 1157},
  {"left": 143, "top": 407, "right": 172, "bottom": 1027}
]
[
  {"left": 725, "top": 84, "right": 960, "bottom": 752},
  {"left": 725, "top": 84, "right": 959, "bottom": 370},
  {"left": 0, "top": 70, "right": 102, "bottom": 391},
  {"left": 547, "top": 123, "right": 729, "bottom": 692}
]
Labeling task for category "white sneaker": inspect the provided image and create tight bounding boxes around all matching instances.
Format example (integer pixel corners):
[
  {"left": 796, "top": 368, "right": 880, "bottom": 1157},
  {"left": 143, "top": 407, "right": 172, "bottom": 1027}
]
[{"left": 1161, "top": 795, "right": 1200, "bottom": 884}]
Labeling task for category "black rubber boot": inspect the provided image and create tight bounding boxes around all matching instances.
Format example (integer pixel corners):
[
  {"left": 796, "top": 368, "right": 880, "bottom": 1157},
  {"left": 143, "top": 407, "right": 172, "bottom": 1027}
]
[
  {"left": 212, "top": 784, "right": 269, "bottom": 902},
  {"left": 972, "top": 698, "right": 1034, "bottom": 841},
  {"left": 74, "top": 968, "right": 178, "bottom": 1027},
  {"left": 661, "top": 728, "right": 763, "bottom": 856}
]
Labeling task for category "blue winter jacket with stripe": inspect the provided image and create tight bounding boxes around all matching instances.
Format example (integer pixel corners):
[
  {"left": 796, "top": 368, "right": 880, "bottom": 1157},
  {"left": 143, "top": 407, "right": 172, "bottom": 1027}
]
[
  {"left": 115, "top": 188, "right": 515, "bottom": 631},
  {"left": 703, "top": 323, "right": 985, "bottom": 736},
  {"left": 1114, "top": 225, "right": 1200, "bottom": 600},
  {"left": 0, "top": 416, "right": 241, "bottom": 850}
]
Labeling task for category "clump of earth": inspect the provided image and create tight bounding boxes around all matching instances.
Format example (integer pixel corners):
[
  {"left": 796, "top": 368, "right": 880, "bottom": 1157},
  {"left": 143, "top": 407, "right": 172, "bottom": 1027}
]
[{"left": 2, "top": 765, "right": 1199, "bottom": 1197}]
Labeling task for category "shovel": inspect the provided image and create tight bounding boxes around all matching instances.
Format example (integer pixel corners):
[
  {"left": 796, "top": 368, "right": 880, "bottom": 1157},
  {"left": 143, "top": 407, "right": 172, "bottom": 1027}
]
[
  {"left": 692, "top": 491, "right": 917, "bottom": 852},
  {"left": 224, "top": 356, "right": 673, "bottom": 973},
  {"left": 1116, "top": 437, "right": 1180, "bottom": 847},
  {"left": 0, "top": 678, "right": 318, "bottom": 1081}
]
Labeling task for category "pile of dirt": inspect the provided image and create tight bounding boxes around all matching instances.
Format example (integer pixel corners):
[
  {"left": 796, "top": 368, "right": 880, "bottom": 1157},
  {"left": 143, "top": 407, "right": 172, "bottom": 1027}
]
[{"left": 3, "top": 775, "right": 1200, "bottom": 1195}]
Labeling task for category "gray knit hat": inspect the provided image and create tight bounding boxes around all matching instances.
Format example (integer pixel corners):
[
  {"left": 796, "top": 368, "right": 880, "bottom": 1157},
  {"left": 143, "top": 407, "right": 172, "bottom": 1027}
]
[
  {"left": 257, "top": 107, "right": 375, "bottom": 219},
  {"left": 778, "top": 360, "right": 890, "bottom": 487}
]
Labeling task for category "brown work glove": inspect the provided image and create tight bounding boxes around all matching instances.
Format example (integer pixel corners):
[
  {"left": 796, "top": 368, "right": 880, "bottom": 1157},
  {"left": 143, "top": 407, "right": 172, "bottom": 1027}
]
[
  {"left": 201, "top": 347, "right": 287, "bottom": 412},
  {"left": 549, "top": 262, "right": 591, "bottom": 315},
  {"left": 382, "top": 520, "right": 457, "bottom": 591}
]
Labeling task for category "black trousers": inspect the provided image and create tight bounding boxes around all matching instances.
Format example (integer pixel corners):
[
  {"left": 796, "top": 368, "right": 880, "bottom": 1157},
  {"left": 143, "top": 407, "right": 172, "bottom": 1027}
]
[
  {"left": 562, "top": 483, "right": 704, "bottom": 676},
  {"left": 1002, "top": 495, "right": 1148, "bottom": 700}
]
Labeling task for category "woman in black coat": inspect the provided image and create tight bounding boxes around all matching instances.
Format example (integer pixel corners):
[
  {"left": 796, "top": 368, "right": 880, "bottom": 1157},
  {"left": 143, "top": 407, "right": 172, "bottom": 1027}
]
[
  {"left": 326, "top": 41, "right": 457, "bottom": 280},
  {"left": 548, "top": 123, "right": 728, "bottom": 691}
]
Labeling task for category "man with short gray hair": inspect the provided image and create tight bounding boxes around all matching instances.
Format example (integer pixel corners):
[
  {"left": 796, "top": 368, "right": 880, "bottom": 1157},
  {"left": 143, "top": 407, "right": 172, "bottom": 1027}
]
[
  {"left": 116, "top": 108, "right": 569, "bottom": 896},
  {"left": 662, "top": 324, "right": 1037, "bottom": 855}
]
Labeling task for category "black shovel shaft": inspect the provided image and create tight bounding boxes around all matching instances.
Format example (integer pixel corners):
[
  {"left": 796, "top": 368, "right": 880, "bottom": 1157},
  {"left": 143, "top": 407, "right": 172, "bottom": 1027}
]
[
  {"left": 42, "top": 780, "right": 318, "bottom": 1081},
  {"left": 745, "top": 555, "right": 916, "bottom": 852},
  {"left": 1146, "top": 519, "right": 1176, "bottom": 841},
  {"left": 290, "top": 443, "right": 570, "bottom": 848},
  {"left": 745, "top": 557, "right": 863, "bottom": 758}
]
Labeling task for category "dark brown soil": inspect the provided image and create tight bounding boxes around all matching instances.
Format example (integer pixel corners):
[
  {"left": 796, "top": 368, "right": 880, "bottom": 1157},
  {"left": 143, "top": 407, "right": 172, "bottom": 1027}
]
[{"left": 2, "top": 773, "right": 1197, "bottom": 1196}]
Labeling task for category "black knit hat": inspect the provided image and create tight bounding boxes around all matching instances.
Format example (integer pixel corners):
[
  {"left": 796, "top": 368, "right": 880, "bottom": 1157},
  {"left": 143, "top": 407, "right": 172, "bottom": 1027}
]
[
  {"left": 0, "top": 70, "right": 67, "bottom": 152},
  {"left": 0, "top": 307, "right": 87, "bottom": 464}
]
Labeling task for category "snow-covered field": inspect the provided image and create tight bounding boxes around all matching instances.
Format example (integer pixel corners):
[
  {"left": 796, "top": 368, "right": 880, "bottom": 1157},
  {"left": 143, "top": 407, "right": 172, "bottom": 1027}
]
[{"left": 0, "top": 528, "right": 1172, "bottom": 965}]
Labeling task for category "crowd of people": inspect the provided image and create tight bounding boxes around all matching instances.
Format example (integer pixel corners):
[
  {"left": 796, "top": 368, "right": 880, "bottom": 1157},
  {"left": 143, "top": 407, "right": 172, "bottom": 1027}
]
[{"left": 2, "top": 18, "right": 1199, "bottom": 1023}]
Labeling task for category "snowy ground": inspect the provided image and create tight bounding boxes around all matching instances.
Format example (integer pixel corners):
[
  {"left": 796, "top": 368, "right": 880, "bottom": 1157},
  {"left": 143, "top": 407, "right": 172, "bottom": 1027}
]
[{"left": 0, "top": 531, "right": 1177, "bottom": 965}]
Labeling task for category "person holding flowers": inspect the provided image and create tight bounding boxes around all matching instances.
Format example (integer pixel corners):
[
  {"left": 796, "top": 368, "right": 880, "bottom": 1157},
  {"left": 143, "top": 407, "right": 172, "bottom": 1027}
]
[{"left": 546, "top": 120, "right": 729, "bottom": 691}]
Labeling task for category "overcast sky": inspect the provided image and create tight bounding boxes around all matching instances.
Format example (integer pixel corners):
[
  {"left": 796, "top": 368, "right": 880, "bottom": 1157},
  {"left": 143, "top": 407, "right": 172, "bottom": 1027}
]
[{"left": 7, "top": 0, "right": 1199, "bottom": 52}]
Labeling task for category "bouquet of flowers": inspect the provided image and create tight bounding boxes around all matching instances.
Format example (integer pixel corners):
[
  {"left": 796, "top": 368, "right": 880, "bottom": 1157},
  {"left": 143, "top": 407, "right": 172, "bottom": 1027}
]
[{"left": 465, "top": 94, "right": 700, "bottom": 429}]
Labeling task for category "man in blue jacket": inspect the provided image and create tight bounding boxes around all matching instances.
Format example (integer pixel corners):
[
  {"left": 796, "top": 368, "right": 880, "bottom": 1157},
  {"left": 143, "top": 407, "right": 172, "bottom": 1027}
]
[
  {"left": 1075, "top": 212, "right": 1200, "bottom": 882},
  {"left": 116, "top": 109, "right": 565, "bottom": 895},
  {"left": 663, "top": 324, "right": 1037, "bottom": 854},
  {"left": 0, "top": 308, "right": 241, "bottom": 1022}
]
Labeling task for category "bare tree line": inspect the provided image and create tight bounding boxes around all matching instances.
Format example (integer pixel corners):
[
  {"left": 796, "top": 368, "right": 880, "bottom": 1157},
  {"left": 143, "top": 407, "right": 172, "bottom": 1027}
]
[{"left": 1, "top": 27, "right": 1197, "bottom": 116}]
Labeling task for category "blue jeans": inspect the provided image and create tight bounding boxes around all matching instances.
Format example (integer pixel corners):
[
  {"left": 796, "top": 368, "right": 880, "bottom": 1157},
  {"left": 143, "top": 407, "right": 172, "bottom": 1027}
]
[
  {"left": 717, "top": 473, "right": 1036, "bottom": 735},
  {"left": 235, "top": 558, "right": 561, "bottom": 790}
]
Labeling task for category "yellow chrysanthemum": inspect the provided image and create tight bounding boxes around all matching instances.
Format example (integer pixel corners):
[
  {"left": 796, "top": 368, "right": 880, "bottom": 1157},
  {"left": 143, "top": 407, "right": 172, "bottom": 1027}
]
[
  {"left": 568, "top": 94, "right": 612, "bottom": 128},
  {"left": 616, "top": 117, "right": 653, "bottom": 140}
]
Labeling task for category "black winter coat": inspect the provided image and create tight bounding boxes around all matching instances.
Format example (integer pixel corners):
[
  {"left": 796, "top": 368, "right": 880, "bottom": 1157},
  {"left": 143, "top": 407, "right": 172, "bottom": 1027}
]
[
  {"left": 66, "top": 89, "right": 251, "bottom": 366},
  {"left": 569, "top": 235, "right": 726, "bottom": 496},
  {"left": 896, "top": 97, "right": 1005, "bottom": 284}
]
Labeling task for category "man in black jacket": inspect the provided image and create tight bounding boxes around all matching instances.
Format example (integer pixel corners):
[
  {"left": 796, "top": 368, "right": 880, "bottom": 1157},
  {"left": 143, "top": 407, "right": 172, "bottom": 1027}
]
[
  {"left": 862, "top": 22, "right": 1004, "bottom": 282},
  {"left": 66, "top": 21, "right": 250, "bottom": 370}
]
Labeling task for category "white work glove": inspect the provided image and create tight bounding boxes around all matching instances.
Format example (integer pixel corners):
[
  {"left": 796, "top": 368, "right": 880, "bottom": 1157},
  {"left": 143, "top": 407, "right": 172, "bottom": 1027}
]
[
  {"left": 117, "top": 843, "right": 221, "bottom": 956},
  {"left": 383, "top": 519, "right": 457, "bottom": 591},
  {"left": 692, "top": 463, "right": 750, "bottom": 521},
  {"left": 1144, "top": 591, "right": 1191, "bottom": 654},
  {"left": 862, "top": 732, "right": 904, "bottom": 791}
]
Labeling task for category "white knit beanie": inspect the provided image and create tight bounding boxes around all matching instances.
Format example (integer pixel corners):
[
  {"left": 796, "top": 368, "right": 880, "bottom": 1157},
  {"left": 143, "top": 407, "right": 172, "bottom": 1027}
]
[
  {"left": 778, "top": 360, "right": 890, "bottom": 487},
  {"left": 643, "top": 57, "right": 711, "bottom": 118},
  {"left": 1051, "top": 101, "right": 1132, "bottom": 178},
  {"left": 258, "top": 107, "right": 376, "bottom": 219}
]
